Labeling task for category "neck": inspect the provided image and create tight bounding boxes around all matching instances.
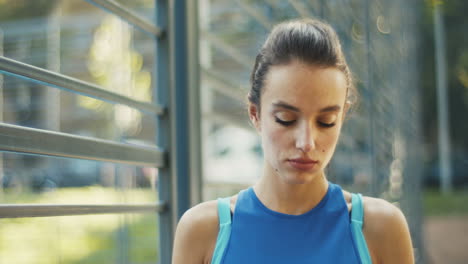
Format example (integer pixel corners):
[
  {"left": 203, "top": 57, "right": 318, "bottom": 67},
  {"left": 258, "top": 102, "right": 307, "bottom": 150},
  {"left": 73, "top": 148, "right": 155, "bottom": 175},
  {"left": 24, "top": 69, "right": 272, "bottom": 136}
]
[{"left": 253, "top": 165, "right": 329, "bottom": 215}]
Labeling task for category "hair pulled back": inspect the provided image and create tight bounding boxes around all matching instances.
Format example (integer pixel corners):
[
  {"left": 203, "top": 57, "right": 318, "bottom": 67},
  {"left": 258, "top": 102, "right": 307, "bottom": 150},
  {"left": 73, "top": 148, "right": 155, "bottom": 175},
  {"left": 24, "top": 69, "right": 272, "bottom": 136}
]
[{"left": 248, "top": 19, "right": 356, "bottom": 111}]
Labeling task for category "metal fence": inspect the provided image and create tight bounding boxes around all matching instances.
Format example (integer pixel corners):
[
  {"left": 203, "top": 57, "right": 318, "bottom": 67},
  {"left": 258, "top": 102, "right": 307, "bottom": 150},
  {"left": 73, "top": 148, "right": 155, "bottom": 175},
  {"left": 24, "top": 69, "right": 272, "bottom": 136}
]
[
  {"left": 0, "top": 0, "right": 426, "bottom": 263},
  {"left": 200, "top": 0, "right": 425, "bottom": 262},
  {"left": 0, "top": 0, "right": 199, "bottom": 263}
]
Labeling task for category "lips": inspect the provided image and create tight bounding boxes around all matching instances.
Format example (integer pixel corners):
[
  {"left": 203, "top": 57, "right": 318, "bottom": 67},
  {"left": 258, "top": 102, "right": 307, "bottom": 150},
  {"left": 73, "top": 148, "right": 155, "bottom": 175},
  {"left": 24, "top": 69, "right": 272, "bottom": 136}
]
[{"left": 287, "top": 158, "right": 319, "bottom": 171}]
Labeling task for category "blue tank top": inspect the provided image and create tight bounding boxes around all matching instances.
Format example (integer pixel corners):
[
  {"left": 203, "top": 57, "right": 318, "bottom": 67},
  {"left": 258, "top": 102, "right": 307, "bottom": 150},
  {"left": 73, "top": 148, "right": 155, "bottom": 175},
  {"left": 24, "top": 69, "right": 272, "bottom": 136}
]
[{"left": 211, "top": 182, "right": 371, "bottom": 264}]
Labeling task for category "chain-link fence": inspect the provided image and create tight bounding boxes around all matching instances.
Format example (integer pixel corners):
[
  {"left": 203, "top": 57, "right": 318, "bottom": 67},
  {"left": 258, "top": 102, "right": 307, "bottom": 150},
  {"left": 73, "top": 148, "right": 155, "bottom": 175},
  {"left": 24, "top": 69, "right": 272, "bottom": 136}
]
[{"left": 200, "top": 0, "right": 424, "bottom": 262}]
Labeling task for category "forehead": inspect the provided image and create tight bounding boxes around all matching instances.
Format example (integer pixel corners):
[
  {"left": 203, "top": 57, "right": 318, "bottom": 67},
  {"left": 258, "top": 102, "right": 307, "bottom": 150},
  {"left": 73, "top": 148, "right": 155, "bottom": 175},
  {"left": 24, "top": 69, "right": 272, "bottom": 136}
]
[{"left": 262, "top": 61, "right": 347, "bottom": 112}]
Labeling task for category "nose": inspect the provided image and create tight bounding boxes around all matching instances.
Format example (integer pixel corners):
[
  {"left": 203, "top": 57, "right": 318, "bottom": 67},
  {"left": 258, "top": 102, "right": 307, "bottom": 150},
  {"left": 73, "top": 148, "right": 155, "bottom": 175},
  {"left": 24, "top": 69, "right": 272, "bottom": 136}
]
[{"left": 295, "top": 121, "right": 316, "bottom": 153}]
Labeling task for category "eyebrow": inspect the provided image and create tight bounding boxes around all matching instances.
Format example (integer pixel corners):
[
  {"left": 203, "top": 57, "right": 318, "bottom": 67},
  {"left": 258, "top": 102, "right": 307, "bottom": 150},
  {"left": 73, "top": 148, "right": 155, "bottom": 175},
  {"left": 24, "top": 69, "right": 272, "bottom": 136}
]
[
  {"left": 319, "top": 105, "right": 341, "bottom": 113},
  {"left": 272, "top": 101, "right": 300, "bottom": 112},
  {"left": 272, "top": 101, "right": 341, "bottom": 113}
]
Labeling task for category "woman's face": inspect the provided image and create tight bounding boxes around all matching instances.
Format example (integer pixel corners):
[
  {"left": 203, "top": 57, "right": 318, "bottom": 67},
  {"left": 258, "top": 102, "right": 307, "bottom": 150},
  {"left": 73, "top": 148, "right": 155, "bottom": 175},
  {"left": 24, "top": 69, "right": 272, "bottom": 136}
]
[{"left": 250, "top": 60, "right": 348, "bottom": 184}]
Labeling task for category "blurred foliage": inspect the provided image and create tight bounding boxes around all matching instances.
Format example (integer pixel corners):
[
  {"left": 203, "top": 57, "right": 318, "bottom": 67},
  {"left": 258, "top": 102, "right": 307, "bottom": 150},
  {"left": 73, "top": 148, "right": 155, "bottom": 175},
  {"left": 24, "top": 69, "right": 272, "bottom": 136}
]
[
  {"left": 73, "top": 216, "right": 158, "bottom": 264},
  {"left": 421, "top": 0, "right": 468, "bottom": 185},
  {"left": 424, "top": 189, "right": 468, "bottom": 216}
]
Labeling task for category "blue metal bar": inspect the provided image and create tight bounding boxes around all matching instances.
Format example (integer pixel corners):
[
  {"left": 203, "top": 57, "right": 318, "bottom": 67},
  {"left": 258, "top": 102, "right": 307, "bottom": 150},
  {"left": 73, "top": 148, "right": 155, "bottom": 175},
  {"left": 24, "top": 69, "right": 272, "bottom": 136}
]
[
  {"left": 155, "top": 1, "right": 173, "bottom": 263},
  {"left": 155, "top": 1, "right": 195, "bottom": 263},
  {"left": 170, "top": 0, "right": 191, "bottom": 222},
  {"left": 85, "top": 0, "right": 163, "bottom": 38}
]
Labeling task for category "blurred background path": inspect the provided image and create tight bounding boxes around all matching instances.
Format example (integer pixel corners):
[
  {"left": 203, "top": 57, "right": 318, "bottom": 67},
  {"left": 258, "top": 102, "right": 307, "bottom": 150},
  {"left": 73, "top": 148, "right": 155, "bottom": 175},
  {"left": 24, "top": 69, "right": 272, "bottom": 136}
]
[
  {"left": 425, "top": 215, "right": 468, "bottom": 264},
  {"left": 423, "top": 190, "right": 468, "bottom": 263}
]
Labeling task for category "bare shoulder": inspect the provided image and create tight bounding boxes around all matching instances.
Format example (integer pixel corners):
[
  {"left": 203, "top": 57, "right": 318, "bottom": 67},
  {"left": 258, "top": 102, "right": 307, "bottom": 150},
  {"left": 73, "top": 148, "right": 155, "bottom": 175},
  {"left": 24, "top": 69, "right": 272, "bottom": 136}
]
[
  {"left": 341, "top": 190, "right": 414, "bottom": 263},
  {"left": 361, "top": 196, "right": 408, "bottom": 237},
  {"left": 172, "top": 196, "right": 238, "bottom": 264},
  {"left": 361, "top": 196, "right": 415, "bottom": 264},
  {"left": 172, "top": 200, "right": 219, "bottom": 264},
  {"left": 177, "top": 199, "right": 219, "bottom": 231}
]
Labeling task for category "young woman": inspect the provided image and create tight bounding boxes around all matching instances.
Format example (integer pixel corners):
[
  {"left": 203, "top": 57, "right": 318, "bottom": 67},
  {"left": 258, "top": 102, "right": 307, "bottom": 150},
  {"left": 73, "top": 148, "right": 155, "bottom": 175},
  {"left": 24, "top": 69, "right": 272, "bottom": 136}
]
[{"left": 172, "top": 19, "right": 414, "bottom": 264}]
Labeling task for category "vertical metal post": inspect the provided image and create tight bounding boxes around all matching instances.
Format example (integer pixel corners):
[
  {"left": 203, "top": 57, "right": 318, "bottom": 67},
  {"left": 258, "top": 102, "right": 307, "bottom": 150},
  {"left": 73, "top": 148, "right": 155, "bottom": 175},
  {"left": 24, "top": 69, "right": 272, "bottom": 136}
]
[
  {"left": 168, "top": 0, "right": 191, "bottom": 218},
  {"left": 433, "top": 1, "right": 452, "bottom": 194},
  {"left": 156, "top": 0, "right": 194, "bottom": 262},
  {"left": 155, "top": 0, "right": 175, "bottom": 263},
  {"left": 187, "top": 0, "right": 202, "bottom": 206}
]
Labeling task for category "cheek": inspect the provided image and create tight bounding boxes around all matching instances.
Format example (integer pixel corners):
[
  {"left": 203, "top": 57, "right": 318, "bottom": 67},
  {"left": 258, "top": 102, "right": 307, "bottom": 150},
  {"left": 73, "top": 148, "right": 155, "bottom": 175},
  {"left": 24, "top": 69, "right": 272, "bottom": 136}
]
[
  {"left": 269, "top": 128, "right": 284, "bottom": 145},
  {"left": 261, "top": 123, "right": 289, "bottom": 156},
  {"left": 321, "top": 127, "right": 342, "bottom": 151}
]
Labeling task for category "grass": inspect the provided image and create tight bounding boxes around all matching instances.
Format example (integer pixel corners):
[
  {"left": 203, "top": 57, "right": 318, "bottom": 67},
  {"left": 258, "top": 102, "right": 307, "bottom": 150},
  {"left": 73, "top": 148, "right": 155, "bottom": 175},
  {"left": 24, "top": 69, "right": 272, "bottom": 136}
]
[
  {"left": 0, "top": 187, "right": 159, "bottom": 264},
  {"left": 73, "top": 215, "right": 159, "bottom": 264},
  {"left": 423, "top": 188, "right": 468, "bottom": 216}
]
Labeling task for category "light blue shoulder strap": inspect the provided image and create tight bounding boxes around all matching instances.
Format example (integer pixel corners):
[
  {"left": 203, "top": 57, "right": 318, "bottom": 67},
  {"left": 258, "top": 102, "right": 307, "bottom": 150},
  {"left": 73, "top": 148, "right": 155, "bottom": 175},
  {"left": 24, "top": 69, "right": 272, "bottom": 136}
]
[
  {"left": 210, "top": 197, "right": 232, "bottom": 264},
  {"left": 350, "top": 193, "right": 372, "bottom": 264}
]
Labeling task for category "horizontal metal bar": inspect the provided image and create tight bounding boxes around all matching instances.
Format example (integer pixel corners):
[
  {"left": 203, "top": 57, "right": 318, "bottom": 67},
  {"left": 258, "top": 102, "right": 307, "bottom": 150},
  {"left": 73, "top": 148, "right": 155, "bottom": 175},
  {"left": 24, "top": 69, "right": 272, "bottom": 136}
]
[
  {"left": 0, "top": 56, "right": 164, "bottom": 115},
  {"left": 201, "top": 31, "right": 252, "bottom": 69},
  {"left": 0, "top": 123, "right": 165, "bottom": 167},
  {"left": 85, "top": 0, "right": 163, "bottom": 38},
  {"left": 0, "top": 202, "right": 166, "bottom": 218}
]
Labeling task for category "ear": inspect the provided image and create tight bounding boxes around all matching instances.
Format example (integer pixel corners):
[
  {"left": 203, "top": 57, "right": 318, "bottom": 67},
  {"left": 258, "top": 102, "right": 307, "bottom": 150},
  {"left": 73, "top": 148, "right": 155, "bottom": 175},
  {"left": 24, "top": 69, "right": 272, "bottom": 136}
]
[{"left": 248, "top": 103, "right": 261, "bottom": 132}]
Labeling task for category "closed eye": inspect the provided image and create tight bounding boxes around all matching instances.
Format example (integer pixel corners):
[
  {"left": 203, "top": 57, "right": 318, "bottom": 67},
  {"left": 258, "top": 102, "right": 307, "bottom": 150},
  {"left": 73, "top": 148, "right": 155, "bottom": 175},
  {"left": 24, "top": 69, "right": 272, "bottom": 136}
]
[
  {"left": 318, "top": 122, "right": 336, "bottom": 128},
  {"left": 275, "top": 117, "right": 296, "bottom": 126}
]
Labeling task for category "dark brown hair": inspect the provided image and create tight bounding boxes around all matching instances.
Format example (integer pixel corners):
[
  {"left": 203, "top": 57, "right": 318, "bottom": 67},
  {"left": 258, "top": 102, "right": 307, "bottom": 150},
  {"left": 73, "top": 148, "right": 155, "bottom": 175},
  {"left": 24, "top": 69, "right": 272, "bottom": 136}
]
[{"left": 248, "top": 18, "right": 356, "bottom": 112}]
